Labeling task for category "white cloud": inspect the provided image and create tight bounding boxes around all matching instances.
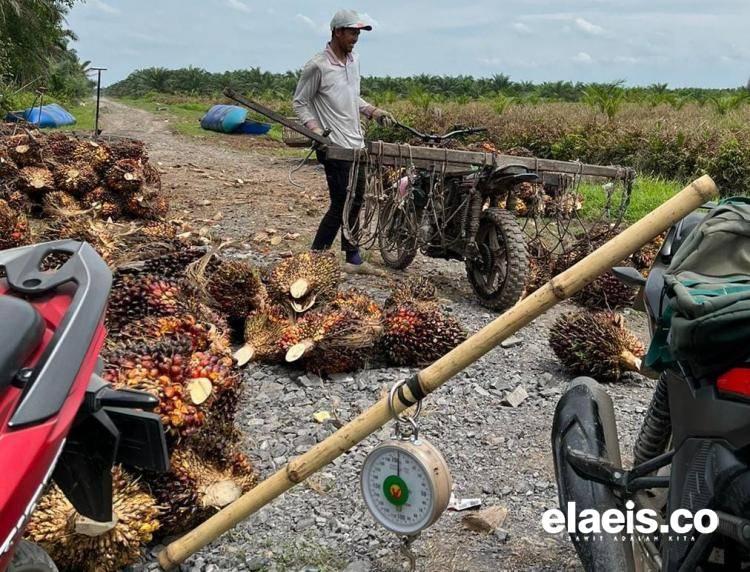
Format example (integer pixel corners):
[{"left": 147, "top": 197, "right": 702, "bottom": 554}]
[
  {"left": 88, "top": 0, "right": 120, "bottom": 15},
  {"left": 614, "top": 55, "right": 640, "bottom": 64},
  {"left": 296, "top": 13, "right": 330, "bottom": 36},
  {"left": 574, "top": 17, "right": 605, "bottom": 35},
  {"left": 226, "top": 0, "right": 252, "bottom": 15},
  {"left": 573, "top": 51, "right": 594, "bottom": 63},
  {"left": 296, "top": 14, "right": 317, "bottom": 29},
  {"left": 512, "top": 22, "right": 532, "bottom": 34}
]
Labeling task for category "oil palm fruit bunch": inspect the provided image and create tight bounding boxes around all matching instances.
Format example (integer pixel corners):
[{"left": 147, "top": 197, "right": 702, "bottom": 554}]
[
  {"left": 284, "top": 307, "right": 382, "bottom": 375},
  {"left": 237, "top": 304, "right": 292, "bottom": 365},
  {"left": 140, "top": 220, "right": 178, "bottom": 240},
  {"left": 44, "top": 131, "right": 78, "bottom": 162},
  {"left": 109, "top": 138, "right": 145, "bottom": 161},
  {"left": 0, "top": 149, "right": 18, "bottom": 178},
  {"left": 384, "top": 276, "right": 437, "bottom": 308},
  {"left": 524, "top": 238, "right": 554, "bottom": 295},
  {"left": 331, "top": 288, "right": 383, "bottom": 321},
  {"left": 82, "top": 186, "right": 123, "bottom": 219},
  {"left": 548, "top": 309, "right": 645, "bottom": 382},
  {"left": 103, "top": 336, "right": 211, "bottom": 438},
  {"left": 7, "top": 133, "right": 41, "bottom": 166},
  {"left": 117, "top": 314, "right": 229, "bottom": 355},
  {"left": 631, "top": 232, "right": 666, "bottom": 274},
  {"left": 141, "top": 244, "right": 205, "bottom": 278},
  {"left": 267, "top": 250, "right": 340, "bottom": 313},
  {"left": 17, "top": 165, "right": 55, "bottom": 194},
  {"left": 123, "top": 187, "right": 169, "bottom": 219},
  {"left": 205, "top": 258, "right": 265, "bottom": 319},
  {"left": 382, "top": 301, "right": 467, "bottom": 366},
  {"left": 42, "top": 190, "right": 82, "bottom": 214},
  {"left": 73, "top": 138, "right": 113, "bottom": 173},
  {"left": 41, "top": 215, "right": 119, "bottom": 265},
  {"left": 0, "top": 198, "right": 31, "bottom": 249},
  {"left": 24, "top": 466, "right": 161, "bottom": 572},
  {"left": 107, "top": 272, "right": 186, "bottom": 329},
  {"left": 0, "top": 189, "right": 30, "bottom": 213},
  {"left": 53, "top": 161, "right": 99, "bottom": 196},
  {"left": 573, "top": 264, "right": 637, "bottom": 310},
  {"left": 105, "top": 158, "right": 145, "bottom": 193},
  {"left": 145, "top": 447, "right": 256, "bottom": 536}
]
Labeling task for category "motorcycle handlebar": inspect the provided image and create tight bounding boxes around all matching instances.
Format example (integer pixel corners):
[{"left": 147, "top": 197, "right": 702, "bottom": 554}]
[{"left": 394, "top": 122, "right": 487, "bottom": 143}]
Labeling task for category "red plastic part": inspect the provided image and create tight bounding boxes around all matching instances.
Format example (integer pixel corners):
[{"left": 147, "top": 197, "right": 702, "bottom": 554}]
[
  {"left": 0, "top": 282, "right": 106, "bottom": 570},
  {"left": 717, "top": 368, "right": 750, "bottom": 398}
]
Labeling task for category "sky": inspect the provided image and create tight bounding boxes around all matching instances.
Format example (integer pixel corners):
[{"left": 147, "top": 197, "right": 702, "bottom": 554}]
[{"left": 67, "top": 0, "right": 750, "bottom": 88}]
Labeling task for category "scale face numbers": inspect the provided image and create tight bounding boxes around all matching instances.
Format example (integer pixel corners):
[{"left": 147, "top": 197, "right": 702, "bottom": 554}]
[{"left": 360, "top": 439, "right": 451, "bottom": 535}]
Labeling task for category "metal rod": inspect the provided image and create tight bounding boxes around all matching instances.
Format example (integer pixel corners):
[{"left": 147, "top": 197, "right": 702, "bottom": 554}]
[
  {"left": 89, "top": 67, "right": 107, "bottom": 138},
  {"left": 158, "top": 175, "right": 718, "bottom": 570},
  {"left": 223, "top": 88, "right": 330, "bottom": 146}
]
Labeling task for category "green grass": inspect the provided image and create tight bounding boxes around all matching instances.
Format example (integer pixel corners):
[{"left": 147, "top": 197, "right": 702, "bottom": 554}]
[{"left": 580, "top": 175, "right": 683, "bottom": 223}]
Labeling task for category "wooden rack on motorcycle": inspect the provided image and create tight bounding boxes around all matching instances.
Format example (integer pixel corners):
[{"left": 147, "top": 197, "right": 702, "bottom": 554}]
[{"left": 328, "top": 139, "right": 636, "bottom": 310}]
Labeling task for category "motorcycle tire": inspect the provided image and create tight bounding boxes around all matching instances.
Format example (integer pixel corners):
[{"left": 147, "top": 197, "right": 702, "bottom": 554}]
[
  {"left": 9, "top": 540, "right": 58, "bottom": 572},
  {"left": 378, "top": 194, "right": 418, "bottom": 270},
  {"left": 465, "top": 208, "right": 527, "bottom": 311}
]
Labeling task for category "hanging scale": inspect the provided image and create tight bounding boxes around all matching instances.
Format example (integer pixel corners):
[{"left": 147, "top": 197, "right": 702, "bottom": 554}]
[{"left": 360, "top": 380, "right": 452, "bottom": 570}]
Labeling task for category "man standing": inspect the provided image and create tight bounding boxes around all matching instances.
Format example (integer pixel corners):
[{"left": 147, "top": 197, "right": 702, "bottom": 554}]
[{"left": 293, "top": 9, "right": 394, "bottom": 272}]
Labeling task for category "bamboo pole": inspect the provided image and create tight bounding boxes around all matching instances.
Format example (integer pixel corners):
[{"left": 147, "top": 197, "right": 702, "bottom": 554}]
[{"left": 159, "top": 175, "right": 718, "bottom": 570}]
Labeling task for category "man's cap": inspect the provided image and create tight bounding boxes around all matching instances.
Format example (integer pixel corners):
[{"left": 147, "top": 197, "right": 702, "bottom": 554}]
[{"left": 330, "top": 9, "right": 372, "bottom": 31}]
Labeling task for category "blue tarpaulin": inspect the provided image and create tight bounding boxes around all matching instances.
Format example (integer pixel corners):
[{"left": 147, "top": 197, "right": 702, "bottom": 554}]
[
  {"left": 200, "top": 104, "right": 271, "bottom": 135},
  {"left": 5, "top": 103, "right": 76, "bottom": 128}
]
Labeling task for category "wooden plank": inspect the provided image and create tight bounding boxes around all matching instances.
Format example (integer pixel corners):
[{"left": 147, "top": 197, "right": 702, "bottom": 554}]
[{"left": 326, "top": 141, "right": 634, "bottom": 180}]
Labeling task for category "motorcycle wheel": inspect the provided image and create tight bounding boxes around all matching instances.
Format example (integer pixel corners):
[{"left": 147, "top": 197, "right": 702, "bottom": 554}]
[
  {"left": 9, "top": 540, "right": 58, "bottom": 572},
  {"left": 378, "top": 193, "right": 418, "bottom": 270},
  {"left": 465, "top": 207, "right": 527, "bottom": 311}
]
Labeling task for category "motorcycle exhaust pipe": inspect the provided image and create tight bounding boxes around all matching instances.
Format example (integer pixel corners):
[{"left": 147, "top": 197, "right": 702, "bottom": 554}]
[{"left": 552, "top": 377, "right": 635, "bottom": 572}]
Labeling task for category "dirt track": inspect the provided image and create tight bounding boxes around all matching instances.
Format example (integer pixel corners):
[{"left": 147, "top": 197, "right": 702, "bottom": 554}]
[{"left": 100, "top": 100, "right": 654, "bottom": 572}]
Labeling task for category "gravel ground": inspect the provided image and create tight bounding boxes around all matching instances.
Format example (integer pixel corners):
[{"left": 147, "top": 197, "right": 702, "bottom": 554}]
[{"left": 102, "top": 101, "right": 656, "bottom": 571}]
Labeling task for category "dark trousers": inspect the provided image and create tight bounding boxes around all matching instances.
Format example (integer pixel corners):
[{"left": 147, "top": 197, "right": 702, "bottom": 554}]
[{"left": 312, "top": 151, "right": 365, "bottom": 253}]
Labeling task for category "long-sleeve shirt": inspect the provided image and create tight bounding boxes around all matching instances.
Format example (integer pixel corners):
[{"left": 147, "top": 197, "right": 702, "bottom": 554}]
[{"left": 293, "top": 43, "right": 375, "bottom": 150}]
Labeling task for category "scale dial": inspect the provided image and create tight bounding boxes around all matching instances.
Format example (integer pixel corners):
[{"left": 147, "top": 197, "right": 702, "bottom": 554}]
[{"left": 360, "top": 438, "right": 451, "bottom": 535}]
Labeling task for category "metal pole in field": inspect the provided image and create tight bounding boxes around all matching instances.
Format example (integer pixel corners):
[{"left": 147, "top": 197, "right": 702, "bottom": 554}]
[
  {"left": 157, "top": 175, "right": 720, "bottom": 570},
  {"left": 89, "top": 67, "right": 107, "bottom": 138}
]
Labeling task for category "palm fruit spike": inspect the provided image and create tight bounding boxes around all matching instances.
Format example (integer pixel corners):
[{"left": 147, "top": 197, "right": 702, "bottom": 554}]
[
  {"left": 18, "top": 165, "right": 55, "bottom": 194},
  {"left": 548, "top": 309, "right": 645, "bottom": 383},
  {"left": 382, "top": 301, "right": 467, "bottom": 367},
  {"left": 41, "top": 215, "right": 119, "bottom": 265},
  {"left": 0, "top": 199, "right": 31, "bottom": 250},
  {"left": 284, "top": 307, "right": 382, "bottom": 376},
  {"left": 103, "top": 336, "right": 210, "bottom": 438},
  {"left": 82, "top": 185, "right": 123, "bottom": 219},
  {"left": 140, "top": 220, "right": 178, "bottom": 240},
  {"left": 267, "top": 250, "right": 340, "bottom": 312},
  {"left": 140, "top": 244, "right": 205, "bottom": 278},
  {"left": 23, "top": 466, "right": 161, "bottom": 572},
  {"left": 53, "top": 162, "right": 99, "bottom": 196},
  {"left": 238, "top": 304, "right": 291, "bottom": 365},
  {"left": 42, "top": 190, "right": 82, "bottom": 214},
  {"left": 145, "top": 447, "right": 256, "bottom": 536},
  {"left": 105, "top": 158, "right": 144, "bottom": 193},
  {"left": 106, "top": 272, "right": 186, "bottom": 329},
  {"left": 73, "top": 138, "right": 112, "bottom": 173},
  {"left": 384, "top": 276, "right": 437, "bottom": 308},
  {"left": 206, "top": 258, "right": 265, "bottom": 319}
]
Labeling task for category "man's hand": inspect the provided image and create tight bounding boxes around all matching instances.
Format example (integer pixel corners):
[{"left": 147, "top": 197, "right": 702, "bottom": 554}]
[
  {"left": 372, "top": 108, "right": 396, "bottom": 128},
  {"left": 311, "top": 126, "right": 325, "bottom": 136}
]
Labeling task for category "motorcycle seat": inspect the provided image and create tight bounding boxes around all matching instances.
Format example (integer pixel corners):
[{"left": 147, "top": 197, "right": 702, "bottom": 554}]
[
  {"left": 0, "top": 296, "right": 44, "bottom": 389},
  {"left": 488, "top": 165, "right": 540, "bottom": 188}
]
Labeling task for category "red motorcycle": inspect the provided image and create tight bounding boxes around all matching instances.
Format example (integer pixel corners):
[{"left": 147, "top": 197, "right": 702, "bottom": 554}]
[{"left": 0, "top": 240, "right": 169, "bottom": 571}]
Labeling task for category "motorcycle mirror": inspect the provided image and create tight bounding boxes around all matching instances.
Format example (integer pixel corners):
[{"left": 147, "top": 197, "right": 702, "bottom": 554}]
[{"left": 611, "top": 266, "right": 647, "bottom": 288}]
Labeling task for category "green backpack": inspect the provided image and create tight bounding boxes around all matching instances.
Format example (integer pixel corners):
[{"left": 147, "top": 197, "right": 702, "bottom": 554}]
[{"left": 645, "top": 197, "right": 750, "bottom": 378}]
